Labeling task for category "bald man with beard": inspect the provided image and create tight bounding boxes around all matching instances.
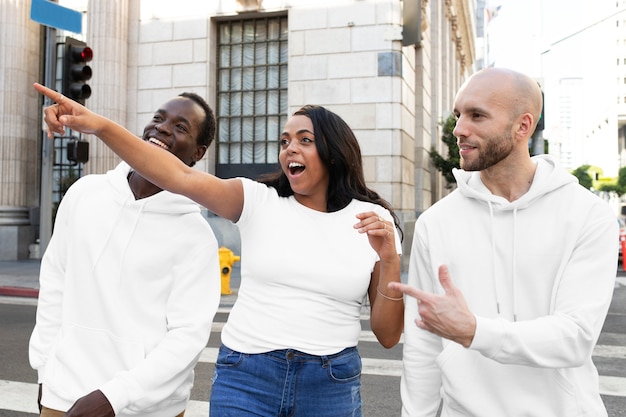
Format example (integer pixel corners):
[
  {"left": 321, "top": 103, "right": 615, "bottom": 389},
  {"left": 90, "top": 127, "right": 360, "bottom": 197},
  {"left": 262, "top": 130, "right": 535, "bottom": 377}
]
[{"left": 390, "top": 68, "right": 618, "bottom": 416}]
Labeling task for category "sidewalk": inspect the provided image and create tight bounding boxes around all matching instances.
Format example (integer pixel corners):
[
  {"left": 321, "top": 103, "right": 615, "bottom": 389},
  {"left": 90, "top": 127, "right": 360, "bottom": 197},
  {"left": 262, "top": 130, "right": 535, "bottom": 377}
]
[
  {"left": 0, "top": 259, "right": 240, "bottom": 307},
  {"left": 0, "top": 259, "right": 41, "bottom": 298}
]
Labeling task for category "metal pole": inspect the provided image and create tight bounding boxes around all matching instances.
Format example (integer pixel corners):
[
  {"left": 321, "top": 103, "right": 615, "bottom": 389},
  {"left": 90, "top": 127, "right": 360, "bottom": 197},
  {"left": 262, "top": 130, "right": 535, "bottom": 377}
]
[
  {"left": 39, "top": 25, "right": 57, "bottom": 255},
  {"left": 532, "top": 129, "right": 544, "bottom": 155}
]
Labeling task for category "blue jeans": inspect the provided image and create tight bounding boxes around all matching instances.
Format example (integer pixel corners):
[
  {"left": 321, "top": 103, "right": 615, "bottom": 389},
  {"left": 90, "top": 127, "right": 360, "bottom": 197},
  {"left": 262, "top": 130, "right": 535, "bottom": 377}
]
[{"left": 209, "top": 345, "right": 363, "bottom": 417}]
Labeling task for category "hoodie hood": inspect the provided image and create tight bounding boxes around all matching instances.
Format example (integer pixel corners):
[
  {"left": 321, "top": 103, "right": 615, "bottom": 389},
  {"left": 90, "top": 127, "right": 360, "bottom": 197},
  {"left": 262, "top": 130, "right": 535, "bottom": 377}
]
[
  {"left": 452, "top": 154, "right": 577, "bottom": 211},
  {"left": 108, "top": 162, "right": 201, "bottom": 215},
  {"left": 88, "top": 162, "right": 202, "bottom": 272}
]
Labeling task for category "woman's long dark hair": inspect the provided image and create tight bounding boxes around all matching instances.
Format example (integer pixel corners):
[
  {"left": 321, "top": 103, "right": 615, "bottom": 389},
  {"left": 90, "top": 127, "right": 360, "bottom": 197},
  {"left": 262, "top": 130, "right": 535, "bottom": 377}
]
[{"left": 258, "top": 105, "right": 403, "bottom": 241}]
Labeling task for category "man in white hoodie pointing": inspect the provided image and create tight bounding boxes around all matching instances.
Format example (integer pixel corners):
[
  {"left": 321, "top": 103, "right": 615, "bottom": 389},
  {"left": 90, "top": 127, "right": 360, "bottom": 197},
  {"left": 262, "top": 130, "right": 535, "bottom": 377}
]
[
  {"left": 390, "top": 67, "right": 618, "bottom": 416},
  {"left": 29, "top": 93, "right": 221, "bottom": 417}
]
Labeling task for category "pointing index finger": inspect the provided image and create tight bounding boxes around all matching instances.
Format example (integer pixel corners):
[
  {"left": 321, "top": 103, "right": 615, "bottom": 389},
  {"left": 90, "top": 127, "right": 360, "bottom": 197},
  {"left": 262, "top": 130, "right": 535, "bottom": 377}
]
[
  {"left": 388, "top": 282, "right": 428, "bottom": 302},
  {"left": 33, "top": 83, "right": 59, "bottom": 101}
]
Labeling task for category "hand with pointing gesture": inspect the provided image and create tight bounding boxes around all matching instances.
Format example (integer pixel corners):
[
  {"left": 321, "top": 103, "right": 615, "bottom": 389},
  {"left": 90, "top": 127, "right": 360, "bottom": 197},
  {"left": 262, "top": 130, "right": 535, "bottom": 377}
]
[
  {"left": 33, "top": 82, "right": 105, "bottom": 138},
  {"left": 389, "top": 265, "right": 476, "bottom": 347}
]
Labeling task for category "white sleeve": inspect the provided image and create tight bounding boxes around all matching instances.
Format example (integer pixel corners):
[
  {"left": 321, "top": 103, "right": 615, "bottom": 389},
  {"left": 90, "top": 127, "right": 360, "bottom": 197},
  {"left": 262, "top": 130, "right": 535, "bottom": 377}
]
[
  {"left": 401, "top": 224, "right": 443, "bottom": 417},
  {"left": 28, "top": 186, "right": 74, "bottom": 380}
]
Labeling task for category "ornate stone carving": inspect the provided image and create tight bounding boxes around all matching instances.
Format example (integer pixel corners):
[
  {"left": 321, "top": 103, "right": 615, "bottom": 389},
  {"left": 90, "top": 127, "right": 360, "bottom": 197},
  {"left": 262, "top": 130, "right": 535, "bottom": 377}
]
[
  {"left": 236, "top": 0, "right": 262, "bottom": 13},
  {"left": 445, "top": 0, "right": 474, "bottom": 74}
]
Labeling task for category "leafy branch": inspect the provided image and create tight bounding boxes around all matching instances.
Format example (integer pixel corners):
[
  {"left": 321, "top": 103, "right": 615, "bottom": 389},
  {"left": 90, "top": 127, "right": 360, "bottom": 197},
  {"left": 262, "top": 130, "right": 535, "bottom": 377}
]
[{"left": 429, "top": 114, "right": 460, "bottom": 189}]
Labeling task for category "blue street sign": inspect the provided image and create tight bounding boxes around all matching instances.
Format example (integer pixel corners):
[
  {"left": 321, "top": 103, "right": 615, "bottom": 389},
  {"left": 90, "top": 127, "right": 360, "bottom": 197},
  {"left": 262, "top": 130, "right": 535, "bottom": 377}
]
[{"left": 30, "top": 0, "right": 82, "bottom": 34}]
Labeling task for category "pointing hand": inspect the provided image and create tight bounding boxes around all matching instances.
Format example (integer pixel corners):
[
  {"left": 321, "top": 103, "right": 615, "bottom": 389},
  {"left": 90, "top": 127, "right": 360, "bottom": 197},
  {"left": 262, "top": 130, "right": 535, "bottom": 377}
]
[{"left": 389, "top": 265, "right": 476, "bottom": 347}]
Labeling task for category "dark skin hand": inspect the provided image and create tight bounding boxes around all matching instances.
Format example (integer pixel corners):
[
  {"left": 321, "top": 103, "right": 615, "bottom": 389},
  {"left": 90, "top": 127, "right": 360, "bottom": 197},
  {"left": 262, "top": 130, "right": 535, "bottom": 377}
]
[{"left": 64, "top": 390, "right": 115, "bottom": 417}]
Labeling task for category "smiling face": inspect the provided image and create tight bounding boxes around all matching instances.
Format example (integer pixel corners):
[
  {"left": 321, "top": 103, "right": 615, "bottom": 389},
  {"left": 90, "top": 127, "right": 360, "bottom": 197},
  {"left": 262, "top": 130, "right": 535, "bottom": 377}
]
[
  {"left": 452, "top": 75, "right": 517, "bottom": 172},
  {"left": 142, "top": 97, "right": 207, "bottom": 167},
  {"left": 278, "top": 114, "right": 330, "bottom": 210}
]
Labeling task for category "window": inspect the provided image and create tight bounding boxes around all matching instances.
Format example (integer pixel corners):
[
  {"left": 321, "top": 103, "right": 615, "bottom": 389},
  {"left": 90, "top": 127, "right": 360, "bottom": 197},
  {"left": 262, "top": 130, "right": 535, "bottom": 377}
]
[{"left": 216, "top": 15, "right": 288, "bottom": 179}]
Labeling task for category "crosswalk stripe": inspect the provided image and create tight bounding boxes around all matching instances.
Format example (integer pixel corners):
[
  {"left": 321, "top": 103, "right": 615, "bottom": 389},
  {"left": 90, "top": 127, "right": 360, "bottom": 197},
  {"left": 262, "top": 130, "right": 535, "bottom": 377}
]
[
  {"left": 600, "top": 375, "right": 626, "bottom": 397},
  {"left": 593, "top": 343, "right": 626, "bottom": 359},
  {"left": 361, "top": 357, "right": 403, "bottom": 376},
  {"left": 186, "top": 400, "right": 210, "bottom": 417},
  {"left": 199, "top": 347, "right": 218, "bottom": 363},
  {"left": 0, "top": 380, "right": 39, "bottom": 413}
]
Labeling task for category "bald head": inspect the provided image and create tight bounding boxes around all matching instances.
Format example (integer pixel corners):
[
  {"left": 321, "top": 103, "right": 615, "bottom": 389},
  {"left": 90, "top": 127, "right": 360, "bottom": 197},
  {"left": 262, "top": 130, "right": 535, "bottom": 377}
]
[
  {"left": 462, "top": 68, "right": 543, "bottom": 131},
  {"left": 452, "top": 67, "right": 544, "bottom": 173}
]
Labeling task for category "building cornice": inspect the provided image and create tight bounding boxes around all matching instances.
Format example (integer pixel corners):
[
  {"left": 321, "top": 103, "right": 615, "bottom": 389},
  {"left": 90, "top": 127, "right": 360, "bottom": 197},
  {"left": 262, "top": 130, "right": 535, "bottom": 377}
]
[{"left": 445, "top": 0, "right": 475, "bottom": 74}]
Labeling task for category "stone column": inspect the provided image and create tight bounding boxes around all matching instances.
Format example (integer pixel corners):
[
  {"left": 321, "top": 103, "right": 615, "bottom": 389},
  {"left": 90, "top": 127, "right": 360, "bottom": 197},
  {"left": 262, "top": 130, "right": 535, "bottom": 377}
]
[
  {"left": 84, "top": 0, "right": 131, "bottom": 175},
  {"left": 0, "top": 1, "right": 42, "bottom": 259}
]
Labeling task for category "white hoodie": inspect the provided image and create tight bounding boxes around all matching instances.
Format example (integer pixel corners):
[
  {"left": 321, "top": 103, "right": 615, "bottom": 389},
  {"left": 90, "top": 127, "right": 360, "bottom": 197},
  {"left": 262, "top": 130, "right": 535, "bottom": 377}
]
[
  {"left": 402, "top": 155, "right": 618, "bottom": 417},
  {"left": 29, "top": 162, "right": 221, "bottom": 417}
]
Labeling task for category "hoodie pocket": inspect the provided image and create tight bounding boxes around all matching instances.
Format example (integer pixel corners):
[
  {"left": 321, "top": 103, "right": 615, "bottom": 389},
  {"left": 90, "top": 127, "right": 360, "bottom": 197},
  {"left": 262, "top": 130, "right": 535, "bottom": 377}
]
[
  {"left": 436, "top": 343, "right": 580, "bottom": 416},
  {"left": 45, "top": 324, "right": 145, "bottom": 401}
]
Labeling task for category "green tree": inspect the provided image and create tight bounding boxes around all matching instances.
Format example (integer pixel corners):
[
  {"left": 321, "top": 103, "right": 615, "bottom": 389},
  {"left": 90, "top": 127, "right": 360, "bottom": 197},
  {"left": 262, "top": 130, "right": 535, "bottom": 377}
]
[
  {"left": 619, "top": 166, "right": 626, "bottom": 190},
  {"left": 429, "top": 114, "right": 459, "bottom": 189},
  {"left": 599, "top": 183, "right": 622, "bottom": 195},
  {"left": 600, "top": 166, "right": 626, "bottom": 196},
  {"left": 571, "top": 165, "right": 593, "bottom": 190}
]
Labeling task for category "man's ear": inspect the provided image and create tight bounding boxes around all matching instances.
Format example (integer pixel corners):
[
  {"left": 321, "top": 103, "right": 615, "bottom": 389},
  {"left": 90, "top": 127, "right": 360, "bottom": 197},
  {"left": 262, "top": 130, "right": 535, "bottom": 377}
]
[
  {"left": 515, "top": 113, "right": 535, "bottom": 140},
  {"left": 195, "top": 145, "right": 208, "bottom": 161}
]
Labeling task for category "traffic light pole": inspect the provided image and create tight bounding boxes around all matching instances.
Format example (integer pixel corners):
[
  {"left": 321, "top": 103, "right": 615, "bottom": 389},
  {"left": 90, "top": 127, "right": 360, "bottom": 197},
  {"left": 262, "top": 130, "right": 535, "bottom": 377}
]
[{"left": 39, "top": 25, "right": 57, "bottom": 256}]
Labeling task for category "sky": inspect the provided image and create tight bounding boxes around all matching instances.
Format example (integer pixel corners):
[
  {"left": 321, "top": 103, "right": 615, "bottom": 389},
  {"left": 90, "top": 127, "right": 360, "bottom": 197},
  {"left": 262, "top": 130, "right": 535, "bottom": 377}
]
[{"left": 485, "top": 0, "right": 619, "bottom": 175}]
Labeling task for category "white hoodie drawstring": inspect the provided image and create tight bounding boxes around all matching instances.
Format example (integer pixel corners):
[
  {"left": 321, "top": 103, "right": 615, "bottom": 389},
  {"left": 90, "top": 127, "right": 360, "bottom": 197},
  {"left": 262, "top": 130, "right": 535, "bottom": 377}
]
[
  {"left": 488, "top": 202, "right": 502, "bottom": 315},
  {"left": 488, "top": 202, "right": 519, "bottom": 321},
  {"left": 512, "top": 208, "right": 518, "bottom": 322}
]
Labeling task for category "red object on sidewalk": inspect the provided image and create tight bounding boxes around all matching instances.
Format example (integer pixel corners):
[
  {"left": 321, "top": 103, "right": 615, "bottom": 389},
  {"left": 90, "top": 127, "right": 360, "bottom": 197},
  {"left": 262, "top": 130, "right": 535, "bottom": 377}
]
[
  {"left": 0, "top": 286, "right": 39, "bottom": 298},
  {"left": 621, "top": 230, "right": 626, "bottom": 271}
]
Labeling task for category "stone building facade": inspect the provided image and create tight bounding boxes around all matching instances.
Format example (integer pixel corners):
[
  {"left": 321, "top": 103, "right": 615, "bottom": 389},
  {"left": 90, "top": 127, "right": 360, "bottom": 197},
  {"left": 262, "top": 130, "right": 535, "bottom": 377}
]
[{"left": 0, "top": 0, "right": 475, "bottom": 264}]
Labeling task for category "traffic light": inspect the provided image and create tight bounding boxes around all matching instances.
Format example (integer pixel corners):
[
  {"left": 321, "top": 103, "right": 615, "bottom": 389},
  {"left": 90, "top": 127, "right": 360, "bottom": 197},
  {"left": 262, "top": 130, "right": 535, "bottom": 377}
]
[
  {"left": 67, "top": 139, "right": 89, "bottom": 163},
  {"left": 62, "top": 37, "right": 93, "bottom": 105}
]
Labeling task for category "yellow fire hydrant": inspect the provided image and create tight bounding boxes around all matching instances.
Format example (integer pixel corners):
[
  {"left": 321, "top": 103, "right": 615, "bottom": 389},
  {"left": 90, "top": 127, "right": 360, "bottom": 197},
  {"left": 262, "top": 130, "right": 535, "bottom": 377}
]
[{"left": 218, "top": 246, "right": 240, "bottom": 295}]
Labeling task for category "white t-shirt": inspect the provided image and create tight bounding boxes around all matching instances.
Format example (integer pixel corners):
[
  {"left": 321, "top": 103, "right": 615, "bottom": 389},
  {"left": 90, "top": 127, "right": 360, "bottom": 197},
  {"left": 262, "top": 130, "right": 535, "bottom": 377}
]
[{"left": 220, "top": 178, "right": 402, "bottom": 355}]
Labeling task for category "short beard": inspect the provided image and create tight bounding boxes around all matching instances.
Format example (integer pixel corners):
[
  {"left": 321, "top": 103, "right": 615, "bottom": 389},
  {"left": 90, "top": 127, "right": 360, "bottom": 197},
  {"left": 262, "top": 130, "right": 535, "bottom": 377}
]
[{"left": 460, "top": 132, "right": 515, "bottom": 172}]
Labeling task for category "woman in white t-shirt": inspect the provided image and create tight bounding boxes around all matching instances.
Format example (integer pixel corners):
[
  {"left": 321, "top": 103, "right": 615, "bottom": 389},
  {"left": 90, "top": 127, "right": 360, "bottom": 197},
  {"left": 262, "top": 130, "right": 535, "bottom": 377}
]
[{"left": 36, "top": 83, "right": 404, "bottom": 417}]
